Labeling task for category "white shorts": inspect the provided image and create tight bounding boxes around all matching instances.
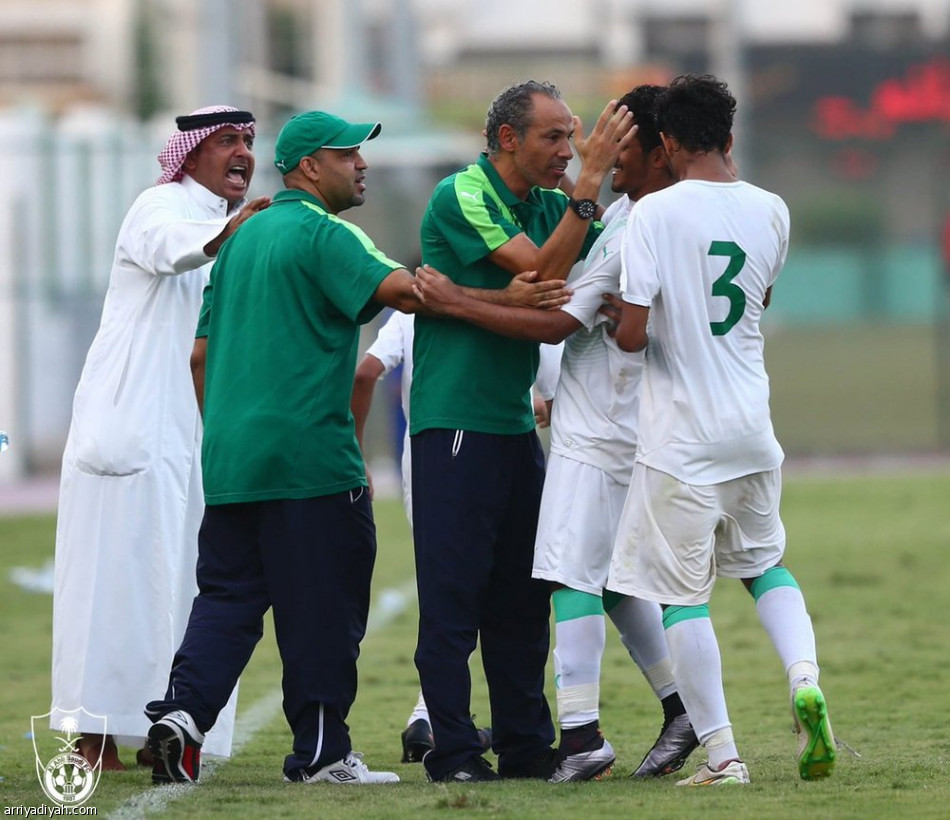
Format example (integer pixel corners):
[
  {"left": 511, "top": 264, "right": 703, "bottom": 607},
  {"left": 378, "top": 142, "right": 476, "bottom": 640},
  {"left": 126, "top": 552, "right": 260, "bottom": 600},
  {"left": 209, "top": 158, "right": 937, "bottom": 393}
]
[
  {"left": 532, "top": 453, "right": 629, "bottom": 595},
  {"left": 607, "top": 463, "right": 786, "bottom": 606}
]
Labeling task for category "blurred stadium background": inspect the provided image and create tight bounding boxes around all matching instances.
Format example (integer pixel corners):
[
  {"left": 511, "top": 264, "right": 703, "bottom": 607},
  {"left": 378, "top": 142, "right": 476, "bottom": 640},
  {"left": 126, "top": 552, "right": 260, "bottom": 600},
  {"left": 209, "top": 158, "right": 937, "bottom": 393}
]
[{"left": 0, "top": 0, "right": 948, "bottom": 487}]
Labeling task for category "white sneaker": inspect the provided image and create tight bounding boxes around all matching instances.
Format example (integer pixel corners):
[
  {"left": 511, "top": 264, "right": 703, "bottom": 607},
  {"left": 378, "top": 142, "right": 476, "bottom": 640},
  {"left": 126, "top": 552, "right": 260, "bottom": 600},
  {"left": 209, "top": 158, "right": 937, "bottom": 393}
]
[
  {"left": 288, "top": 752, "right": 400, "bottom": 784},
  {"left": 676, "top": 759, "right": 750, "bottom": 786}
]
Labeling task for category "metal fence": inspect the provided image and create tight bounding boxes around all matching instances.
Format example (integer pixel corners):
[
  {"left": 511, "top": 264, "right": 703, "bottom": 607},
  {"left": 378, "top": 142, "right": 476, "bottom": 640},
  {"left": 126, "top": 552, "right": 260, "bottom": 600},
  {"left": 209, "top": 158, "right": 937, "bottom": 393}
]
[
  {"left": 0, "top": 110, "right": 947, "bottom": 483},
  {"left": 0, "top": 109, "right": 475, "bottom": 479}
]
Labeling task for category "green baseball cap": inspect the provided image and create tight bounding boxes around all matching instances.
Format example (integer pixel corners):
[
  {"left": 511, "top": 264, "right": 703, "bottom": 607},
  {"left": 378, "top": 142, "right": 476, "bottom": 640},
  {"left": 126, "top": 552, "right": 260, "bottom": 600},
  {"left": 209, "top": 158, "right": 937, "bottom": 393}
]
[{"left": 273, "top": 111, "right": 382, "bottom": 173}]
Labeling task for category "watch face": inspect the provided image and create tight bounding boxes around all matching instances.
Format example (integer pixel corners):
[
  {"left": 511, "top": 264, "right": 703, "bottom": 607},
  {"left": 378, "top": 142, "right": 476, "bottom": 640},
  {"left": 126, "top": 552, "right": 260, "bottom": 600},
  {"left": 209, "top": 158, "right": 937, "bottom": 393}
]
[{"left": 572, "top": 198, "right": 597, "bottom": 219}]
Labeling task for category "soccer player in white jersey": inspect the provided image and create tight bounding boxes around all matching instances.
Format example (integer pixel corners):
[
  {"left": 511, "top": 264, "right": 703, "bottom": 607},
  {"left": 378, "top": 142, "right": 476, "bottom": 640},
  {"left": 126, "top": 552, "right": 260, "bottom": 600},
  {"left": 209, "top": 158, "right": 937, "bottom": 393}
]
[
  {"left": 607, "top": 74, "right": 836, "bottom": 786},
  {"left": 413, "top": 85, "right": 698, "bottom": 783}
]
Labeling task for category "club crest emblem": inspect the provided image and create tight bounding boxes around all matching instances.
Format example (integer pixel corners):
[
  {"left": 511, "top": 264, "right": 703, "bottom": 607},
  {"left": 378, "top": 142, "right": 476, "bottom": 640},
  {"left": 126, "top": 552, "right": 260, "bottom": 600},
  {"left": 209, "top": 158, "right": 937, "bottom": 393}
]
[{"left": 31, "top": 707, "right": 106, "bottom": 806}]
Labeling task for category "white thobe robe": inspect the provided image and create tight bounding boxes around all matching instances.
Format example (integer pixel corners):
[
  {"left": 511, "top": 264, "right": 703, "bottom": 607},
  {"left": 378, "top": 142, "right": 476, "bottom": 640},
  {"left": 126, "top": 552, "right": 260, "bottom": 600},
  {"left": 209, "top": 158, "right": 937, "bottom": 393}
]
[{"left": 51, "top": 175, "right": 240, "bottom": 756}]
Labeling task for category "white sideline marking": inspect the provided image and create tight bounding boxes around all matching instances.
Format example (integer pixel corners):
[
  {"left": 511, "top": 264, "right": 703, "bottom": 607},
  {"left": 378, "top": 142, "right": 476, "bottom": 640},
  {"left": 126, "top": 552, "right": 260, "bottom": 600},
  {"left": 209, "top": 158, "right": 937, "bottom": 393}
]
[
  {"left": 9, "top": 559, "right": 55, "bottom": 594},
  {"left": 109, "top": 580, "right": 416, "bottom": 819}
]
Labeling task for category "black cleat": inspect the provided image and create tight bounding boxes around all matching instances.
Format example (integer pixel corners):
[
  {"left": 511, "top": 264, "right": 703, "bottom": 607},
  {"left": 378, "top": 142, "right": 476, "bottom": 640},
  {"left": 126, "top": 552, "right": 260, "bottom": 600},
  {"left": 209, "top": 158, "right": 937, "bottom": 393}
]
[
  {"left": 401, "top": 718, "right": 435, "bottom": 763},
  {"left": 498, "top": 747, "right": 560, "bottom": 780},
  {"left": 402, "top": 718, "right": 492, "bottom": 762},
  {"left": 631, "top": 713, "right": 699, "bottom": 777},
  {"left": 148, "top": 710, "right": 204, "bottom": 784},
  {"left": 428, "top": 755, "right": 501, "bottom": 783}
]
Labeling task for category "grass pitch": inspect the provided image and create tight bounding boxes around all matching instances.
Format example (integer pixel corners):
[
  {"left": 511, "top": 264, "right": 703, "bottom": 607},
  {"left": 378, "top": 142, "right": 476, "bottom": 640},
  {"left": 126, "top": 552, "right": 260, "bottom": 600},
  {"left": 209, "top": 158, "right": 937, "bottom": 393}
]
[{"left": 2, "top": 470, "right": 949, "bottom": 818}]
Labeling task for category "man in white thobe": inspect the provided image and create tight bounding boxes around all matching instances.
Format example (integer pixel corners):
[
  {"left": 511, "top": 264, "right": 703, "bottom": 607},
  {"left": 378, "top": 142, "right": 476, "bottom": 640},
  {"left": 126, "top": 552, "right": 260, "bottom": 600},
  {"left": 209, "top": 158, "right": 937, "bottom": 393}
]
[{"left": 51, "top": 106, "right": 269, "bottom": 769}]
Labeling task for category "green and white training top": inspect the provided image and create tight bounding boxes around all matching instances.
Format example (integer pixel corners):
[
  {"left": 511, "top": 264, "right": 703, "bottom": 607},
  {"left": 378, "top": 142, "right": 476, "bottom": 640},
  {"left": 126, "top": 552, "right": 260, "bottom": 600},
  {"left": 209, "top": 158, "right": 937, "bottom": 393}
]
[
  {"left": 197, "top": 188, "right": 402, "bottom": 504},
  {"left": 411, "top": 153, "right": 601, "bottom": 436},
  {"left": 620, "top": 179, "right": 788, "bottom": 484}
]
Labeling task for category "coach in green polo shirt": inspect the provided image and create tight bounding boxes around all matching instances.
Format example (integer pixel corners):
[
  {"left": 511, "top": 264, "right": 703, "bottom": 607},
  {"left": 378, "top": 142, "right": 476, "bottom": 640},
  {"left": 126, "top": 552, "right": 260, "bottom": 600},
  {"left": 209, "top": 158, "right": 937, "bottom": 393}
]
[
  {"left": 197, "top": 157, "right": 400, "bottom": 505},
  {"left": 145, "top": 111, "right": 425, "bottom": 787},
  {"left": 409, "top": 81, "right": 635, "bottom": 784}
]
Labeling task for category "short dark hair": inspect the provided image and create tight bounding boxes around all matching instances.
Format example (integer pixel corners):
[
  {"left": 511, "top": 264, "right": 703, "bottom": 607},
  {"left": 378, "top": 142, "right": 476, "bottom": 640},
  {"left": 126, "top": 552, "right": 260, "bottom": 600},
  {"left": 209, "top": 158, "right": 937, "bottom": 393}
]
[
  {"left": 616, "top": 84, "right": 663, "bottom": 154},
  {"left": 485, "top": 81, "right": 562, "bottom": 156},
  {"left": 655, "top": 74, "right": 736, "bottom": 153}
]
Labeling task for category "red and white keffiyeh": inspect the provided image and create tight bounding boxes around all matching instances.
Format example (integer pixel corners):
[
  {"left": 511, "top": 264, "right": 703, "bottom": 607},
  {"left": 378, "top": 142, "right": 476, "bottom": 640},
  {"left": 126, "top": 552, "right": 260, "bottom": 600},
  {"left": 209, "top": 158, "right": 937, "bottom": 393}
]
[{"left": 156, "top": 105, "right": 256, "bottom": 185}]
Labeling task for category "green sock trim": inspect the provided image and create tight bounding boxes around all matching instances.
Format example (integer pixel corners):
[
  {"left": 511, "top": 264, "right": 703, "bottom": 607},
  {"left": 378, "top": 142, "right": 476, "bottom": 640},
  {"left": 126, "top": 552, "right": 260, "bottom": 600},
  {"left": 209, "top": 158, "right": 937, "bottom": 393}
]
[
  {"left": 602, "top": 589, "right": 624, "bottom": 613},
  {"left": 552, "top": 588, "right": 604, "bottom": 622},
  {"left": 750, "top": 566, "right": 800, "bottom": 601},
  {"left": 662, "top": 604, "right": 710, "bottom": 629}
]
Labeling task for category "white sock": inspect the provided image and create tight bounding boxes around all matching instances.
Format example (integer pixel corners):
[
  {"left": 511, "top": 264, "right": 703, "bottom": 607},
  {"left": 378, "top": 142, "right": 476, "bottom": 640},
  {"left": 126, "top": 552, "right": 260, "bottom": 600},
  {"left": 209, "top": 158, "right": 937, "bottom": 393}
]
[
  {"left": 553, "top": 590, "right": 605, "bottom": 729},
  {"left": 606, "top": 595, "right": 676, "bottom": 699},
  {"left": 407, "top": 690, "right": 428, "bottom": 726},
  {"left": 754, "top": 585, "right": 819, "bottom": 685},
  {"left": 788, "top": 660, "right": 821, "bottom": 691},
  {"left": 664, "top": 609, "right": 738, "bottom": 765},
  {"left": 705, "top": 728, "right": 739, "bottom": 770}
]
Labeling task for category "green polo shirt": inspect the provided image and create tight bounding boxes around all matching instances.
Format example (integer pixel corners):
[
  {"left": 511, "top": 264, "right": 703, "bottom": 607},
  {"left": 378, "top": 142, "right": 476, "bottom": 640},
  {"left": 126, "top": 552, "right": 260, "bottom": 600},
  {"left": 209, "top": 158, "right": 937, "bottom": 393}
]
[
  {"left": 411, "top": 154, "right": 602, "bottom": 435},
  {"left": 197, "top": 188, "right": 401, "bottom": 504}
]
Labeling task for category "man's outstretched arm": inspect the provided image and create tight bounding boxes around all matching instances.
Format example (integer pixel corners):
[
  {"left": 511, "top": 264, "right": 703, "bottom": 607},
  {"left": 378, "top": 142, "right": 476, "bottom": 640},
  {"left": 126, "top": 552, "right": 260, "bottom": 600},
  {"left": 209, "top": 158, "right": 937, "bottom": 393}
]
[{"left": 414, "top": 265, "right": 581, "bottom": 344}]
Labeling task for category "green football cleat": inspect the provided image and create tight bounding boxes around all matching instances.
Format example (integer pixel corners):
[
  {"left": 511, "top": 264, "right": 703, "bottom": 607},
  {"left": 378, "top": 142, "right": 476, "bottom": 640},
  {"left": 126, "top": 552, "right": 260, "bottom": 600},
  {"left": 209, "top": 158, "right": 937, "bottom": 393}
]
[{"left": 793, "top": 684, "right": 836, "bottom": 780}]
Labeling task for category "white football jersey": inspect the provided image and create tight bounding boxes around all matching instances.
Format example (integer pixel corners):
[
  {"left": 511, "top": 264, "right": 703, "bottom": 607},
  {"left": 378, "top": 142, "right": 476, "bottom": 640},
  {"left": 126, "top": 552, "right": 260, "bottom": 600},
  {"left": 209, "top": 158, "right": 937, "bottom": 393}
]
[
  {"left": 366, "top": 309, "right": 415, "bottom": 423},
  {"left": 620, "top": 180, "right": 788, "bottom": 484},
  {"left": 553, "top": 196, "right": 643, "bottom": 484}
]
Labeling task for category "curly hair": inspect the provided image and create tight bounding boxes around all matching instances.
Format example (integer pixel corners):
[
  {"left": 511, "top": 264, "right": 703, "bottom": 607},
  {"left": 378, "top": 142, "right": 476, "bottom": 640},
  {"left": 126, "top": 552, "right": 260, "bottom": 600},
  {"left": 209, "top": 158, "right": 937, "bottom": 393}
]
[
  {"left": 485, "top": 81, "right": 562, "bottom": 156},
  {"left": 616, "top": 84, "right": 663, "bottom": 154},
  {"left": 654, "top": 74, "right": 736, "bottom": 153}
]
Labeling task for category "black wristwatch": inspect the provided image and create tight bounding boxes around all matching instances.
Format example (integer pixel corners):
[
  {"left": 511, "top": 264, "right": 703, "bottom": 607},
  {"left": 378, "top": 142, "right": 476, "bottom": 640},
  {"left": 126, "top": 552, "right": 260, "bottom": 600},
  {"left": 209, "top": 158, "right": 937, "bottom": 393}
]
[{"left": 569, "top": 197, "right": 598, "bottom": 220}]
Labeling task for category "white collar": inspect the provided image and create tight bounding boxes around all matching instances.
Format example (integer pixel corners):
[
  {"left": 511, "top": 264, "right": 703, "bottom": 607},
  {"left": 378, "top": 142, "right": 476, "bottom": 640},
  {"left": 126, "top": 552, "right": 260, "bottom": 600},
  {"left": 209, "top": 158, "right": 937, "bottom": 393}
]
[{"left": 180, "top": 174, "right": 246, "bottom": 216}]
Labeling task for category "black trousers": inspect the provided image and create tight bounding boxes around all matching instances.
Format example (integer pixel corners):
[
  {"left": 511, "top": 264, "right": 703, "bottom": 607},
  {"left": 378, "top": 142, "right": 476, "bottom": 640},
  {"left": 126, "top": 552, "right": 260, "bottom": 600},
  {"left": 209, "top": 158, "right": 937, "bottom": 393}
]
[
  {"left": 411, "top": 428, "right": 554, "bottom": 780},
  {"left": 145, "top": 490, "right": 376, "bottom": 778}
]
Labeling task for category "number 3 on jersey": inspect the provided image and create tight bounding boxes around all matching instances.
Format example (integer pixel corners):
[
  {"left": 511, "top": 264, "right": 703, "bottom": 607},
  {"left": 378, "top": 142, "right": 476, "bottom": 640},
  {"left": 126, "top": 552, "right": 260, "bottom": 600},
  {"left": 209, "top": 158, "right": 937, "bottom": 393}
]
[{"left": 708, "top": 240, "right": 746, "bottom": 336}]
